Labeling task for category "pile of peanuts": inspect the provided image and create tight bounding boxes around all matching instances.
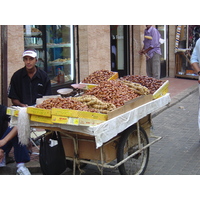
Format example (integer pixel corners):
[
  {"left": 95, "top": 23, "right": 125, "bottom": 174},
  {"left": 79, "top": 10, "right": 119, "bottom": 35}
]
[
  {"left": 36, "top": 73, "right": 165, "bottom": 112},
  {"left": 120, "top": 75, "right": 165, "bottom": 94},
  {"left": 85, "top": 80, "right": 139, "bottom": 107},
  {"left": 82, "top": 70, "right": 115, "bottom": 84},
  {"left": 36, "top": 97, "right": 98, "bottom": 112}
]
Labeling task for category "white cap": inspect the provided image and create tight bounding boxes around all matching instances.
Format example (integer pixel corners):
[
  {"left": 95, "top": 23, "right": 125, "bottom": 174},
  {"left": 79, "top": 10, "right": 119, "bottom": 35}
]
[{"left": 23, "top": 50, "right": 37, "bottom": 58}]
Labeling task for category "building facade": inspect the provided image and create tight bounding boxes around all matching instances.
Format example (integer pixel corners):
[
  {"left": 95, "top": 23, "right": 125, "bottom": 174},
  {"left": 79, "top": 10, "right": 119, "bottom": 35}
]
[{"left": 0, "top": 25, "right": 180, "bottom": 106}]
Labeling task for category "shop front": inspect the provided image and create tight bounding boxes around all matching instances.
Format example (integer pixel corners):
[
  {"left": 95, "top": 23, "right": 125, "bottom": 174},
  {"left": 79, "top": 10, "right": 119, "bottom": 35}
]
[
  {"left": 157, "top": 25, "right": 168, "bottom": 78},
  {"left": 175, "top": 25, "right": 200, "bottom": 79},
  {"left": 1, "top": 25, "right": 176, "bottom": 106},
  {"left": 24, "top": 25, "right": 75, "bottom": 94},
  {"left": 110, "top": 25, "right": 130, "bottom": 77}
]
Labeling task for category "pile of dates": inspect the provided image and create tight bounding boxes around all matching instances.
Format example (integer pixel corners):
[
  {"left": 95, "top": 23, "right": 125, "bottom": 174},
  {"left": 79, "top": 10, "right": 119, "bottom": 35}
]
[
  {"left": 85, "top": 80, "right": 139, "bottom": 108},
  {"left": 36, "top": 97, "right": 97, "bottom": 112},
  {"left": 120, "top": 75, "right": 165, "bottom": 94},
  {"left": 82, "top": 70, "right": 115, "bottom": 84}
]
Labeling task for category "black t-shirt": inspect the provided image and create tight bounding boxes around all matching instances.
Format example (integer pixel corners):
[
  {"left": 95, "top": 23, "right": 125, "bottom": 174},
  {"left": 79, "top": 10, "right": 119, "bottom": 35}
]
[{"left": 8, "top": 66, "right": 52, "bottom": 106}]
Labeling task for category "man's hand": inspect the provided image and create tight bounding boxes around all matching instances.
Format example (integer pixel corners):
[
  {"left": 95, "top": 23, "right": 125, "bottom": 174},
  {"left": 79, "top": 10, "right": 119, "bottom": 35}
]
[{"left": 139, "top": 49, "right": 144, "bottom": 55}]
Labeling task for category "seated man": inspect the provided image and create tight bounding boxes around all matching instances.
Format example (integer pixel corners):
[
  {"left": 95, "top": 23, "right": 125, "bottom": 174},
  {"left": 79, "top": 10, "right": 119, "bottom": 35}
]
[
  {"left": 1, "top": 49, "right": 52, "bottom": 175},
  {"left": 0, "top": 126, "right": 31, "bottom": 174},
  {"left": 0, "top": 107, "right": 30, "bottom": 175}
]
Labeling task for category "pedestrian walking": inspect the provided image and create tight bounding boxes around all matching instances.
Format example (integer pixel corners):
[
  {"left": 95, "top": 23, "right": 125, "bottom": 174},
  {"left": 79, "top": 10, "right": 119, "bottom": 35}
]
[
  {"left": 139, "top": 25, "right": 162, "bottom": 79},
  {"left": 190, "top": 38, "right": 200, "bottom": 137}
]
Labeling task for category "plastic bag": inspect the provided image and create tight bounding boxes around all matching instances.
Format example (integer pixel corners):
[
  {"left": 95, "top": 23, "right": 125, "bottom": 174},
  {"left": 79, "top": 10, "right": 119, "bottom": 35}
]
[
  {"left": 39, "top": 131, "right": 67, "bottom": 175},
  {"left": 159, "top": 38, "right": 165, "bottom": 44}
]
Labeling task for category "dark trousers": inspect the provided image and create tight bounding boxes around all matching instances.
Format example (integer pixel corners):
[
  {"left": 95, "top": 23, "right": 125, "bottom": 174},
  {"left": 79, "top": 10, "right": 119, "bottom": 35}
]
[
  {"left": 0, "top": 105, "right": 9, "bottom": 139},
  {"left": 1, "top": 127, "right": 30, "bottom": 163}
]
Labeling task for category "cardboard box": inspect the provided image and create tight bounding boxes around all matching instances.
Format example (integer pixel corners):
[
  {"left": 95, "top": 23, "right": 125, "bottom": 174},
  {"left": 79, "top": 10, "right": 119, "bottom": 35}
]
[
  {"left": 61, "top": 134, "right": 119, "bottom": 162},
  {"left": 78, "top": 118, "right": 105, "bottom": 126},
  {"left": 153, "top": 80, "right": 169, "bottom": 99},
  {"left": 67, "top": 118, "right": 80, "bottom": 125},
  {"left": 81, "top": 71, "right": 118, "bottom": 89},
  {"left": 6, "top": 107, "right": 19, "bottom": 117},
  {"left": 77, "top": 111, "right": 107, "bottom": 121},
  {"left": 52, "top": 115, "right": 79, "bottom": 125},
  {"left": 51, "top": 94, "right": 152, "bottom": 125},
  {"left": 108, "top": 72, "right": 119, "bottom": 80},
  {"left": 30, "top": 115, "right": 53, "bottom": 124},
  {"left": 27, "top": 107, "right": 51, "bottom": 117},
  {"left": 107, "top": 94, "right": 153, "bottom": 120},
  {"left": 28, "top": 92, "right": 153, "bottom": 126},
  {"left": 139, "top": 114, "right": 152, "bottom": 137},
  {"left": 52, "top": 108, "right": 107, "bottom": 121},
  {"left": 52, "top": 108, "right": 79, "bottom": 118},
  {"left": 85, "top": 84, "right": 98, "bottom": 90},
  {"left": 186, "top": 70, "right": 194, "bottom": 74},
  {"left": 52, "top": 115, "right": 69, "bottom": 124},
  {"left": 52, "top": 115, "right": 104, "bottom": 126}
]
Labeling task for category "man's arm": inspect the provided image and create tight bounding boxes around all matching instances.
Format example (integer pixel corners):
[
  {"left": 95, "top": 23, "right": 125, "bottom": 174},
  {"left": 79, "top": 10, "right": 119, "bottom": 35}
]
[
  {"left": 0, "top": 126, "right": 18, "bottom": 148},
  {"left": 0, "top": 126, "right": 18, "bottom": 162},
  {"left": 11, "top": 99, "right": 28, "bottom": 107},
  {"left": 191, "top": 62, "right": 200, "bottom": 74},
  {"left": 190, "top": 42, "right": 200, "bottom": 74}
]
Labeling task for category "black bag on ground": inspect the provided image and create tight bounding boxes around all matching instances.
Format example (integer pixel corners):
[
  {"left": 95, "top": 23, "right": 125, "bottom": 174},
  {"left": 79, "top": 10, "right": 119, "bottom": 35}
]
[{"left": 39, "top": 131, "right": 67, "bottom": 175}]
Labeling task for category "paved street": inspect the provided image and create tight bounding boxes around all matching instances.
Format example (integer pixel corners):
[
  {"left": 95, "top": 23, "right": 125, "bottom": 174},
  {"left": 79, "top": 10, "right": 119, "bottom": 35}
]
[{"left": 145, "top": 89, "right": 200, "bottom": 175}]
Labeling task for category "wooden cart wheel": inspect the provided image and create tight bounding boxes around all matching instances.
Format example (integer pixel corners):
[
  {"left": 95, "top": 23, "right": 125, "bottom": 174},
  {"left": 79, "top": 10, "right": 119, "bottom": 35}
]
[{"left": 117, "top": 124, "right": 149, "bottom": 175}]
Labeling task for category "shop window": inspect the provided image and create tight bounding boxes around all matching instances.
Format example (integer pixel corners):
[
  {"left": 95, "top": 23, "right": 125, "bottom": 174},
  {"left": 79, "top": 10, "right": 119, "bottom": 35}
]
[
  {"left": 24, "top": 25, "right": 75, "bottom": 91},
  {"left": 156, "top": 25, "right": 168, "bottom": 78},
  {"left": 175, "top": 25, "right": 199, "bottom": 79},
  {"left": 188, "top": 25, "right": 200, "bottom": 52}
]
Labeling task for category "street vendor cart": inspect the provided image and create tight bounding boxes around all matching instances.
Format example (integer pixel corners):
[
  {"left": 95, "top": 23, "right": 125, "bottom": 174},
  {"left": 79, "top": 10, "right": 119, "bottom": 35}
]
[
  {"left": 8, "top": 71, "right": 171, "bottom": 175},
  {"left": 9, "top": 92, "right": 171, "bottom": 175}
]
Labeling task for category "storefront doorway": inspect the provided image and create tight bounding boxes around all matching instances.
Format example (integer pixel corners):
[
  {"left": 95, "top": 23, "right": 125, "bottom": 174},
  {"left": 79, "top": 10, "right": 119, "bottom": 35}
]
[
  {"left": 110, "top": 25, "right": 130, "bottom": 77},
  {"left": 157, "top": 25, "right": 168, "bottom": 78}
]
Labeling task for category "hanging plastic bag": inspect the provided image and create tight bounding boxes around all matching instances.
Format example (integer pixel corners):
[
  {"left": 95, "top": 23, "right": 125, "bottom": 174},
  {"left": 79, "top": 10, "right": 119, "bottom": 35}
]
[
  {"left": 39, "top": 131, "right": 67, "bottom": 175},
  {"left": 159, "top": 38, "right": 165, "bottom": 44}
]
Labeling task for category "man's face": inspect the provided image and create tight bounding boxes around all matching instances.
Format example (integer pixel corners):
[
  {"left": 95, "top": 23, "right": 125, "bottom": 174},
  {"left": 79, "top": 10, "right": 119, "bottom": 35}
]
[{"left": 23, "top": 56, "right": 37, "bottom": 70}]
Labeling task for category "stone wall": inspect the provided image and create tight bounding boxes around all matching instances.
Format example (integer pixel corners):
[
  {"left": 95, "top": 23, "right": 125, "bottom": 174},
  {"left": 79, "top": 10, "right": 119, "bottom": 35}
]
[
  {"left": 0, "top": 25, "right": 24, "bottom": 105},
  {"left": 168, "top": 26, "right": 176, "bottom": 77},
  {"left": 78, "top": 25, "right": 110, "bottom": 82},
  {"left": 133, "top": 25, "right": 146, "bottom": 76}
]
